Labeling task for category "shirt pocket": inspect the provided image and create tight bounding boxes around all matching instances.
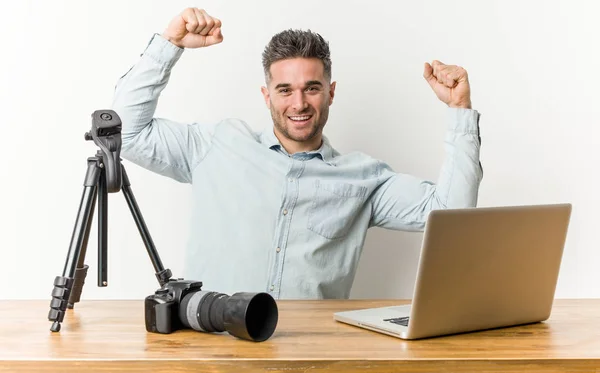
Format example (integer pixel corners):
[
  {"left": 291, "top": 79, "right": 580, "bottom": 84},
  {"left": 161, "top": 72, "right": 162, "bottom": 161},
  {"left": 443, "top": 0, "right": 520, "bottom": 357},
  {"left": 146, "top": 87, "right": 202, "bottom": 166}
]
[{"left": 307, "top": 180, "right": 369, "bottom": 239}]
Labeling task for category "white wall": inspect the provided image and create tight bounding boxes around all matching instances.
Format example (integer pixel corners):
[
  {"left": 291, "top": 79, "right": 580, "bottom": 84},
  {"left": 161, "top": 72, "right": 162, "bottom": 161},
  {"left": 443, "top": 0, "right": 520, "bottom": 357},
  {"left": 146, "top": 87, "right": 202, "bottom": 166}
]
[{"left": 0, "top": 0, "right": 598, "bottom": 300}]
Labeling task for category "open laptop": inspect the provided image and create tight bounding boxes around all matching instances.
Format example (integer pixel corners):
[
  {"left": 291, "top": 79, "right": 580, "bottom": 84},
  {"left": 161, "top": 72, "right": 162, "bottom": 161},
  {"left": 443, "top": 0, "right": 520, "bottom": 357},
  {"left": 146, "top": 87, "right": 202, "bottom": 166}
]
[{"left": 334, "top": 203, "right": 572, "bottom": 340}]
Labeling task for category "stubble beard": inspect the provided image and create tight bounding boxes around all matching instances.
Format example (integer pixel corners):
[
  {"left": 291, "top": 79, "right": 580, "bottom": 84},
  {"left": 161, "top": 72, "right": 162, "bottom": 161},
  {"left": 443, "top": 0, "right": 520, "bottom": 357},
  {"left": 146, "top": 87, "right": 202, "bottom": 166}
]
[{"left": 270, "top": 105, "right": 329, "bottom": 143}]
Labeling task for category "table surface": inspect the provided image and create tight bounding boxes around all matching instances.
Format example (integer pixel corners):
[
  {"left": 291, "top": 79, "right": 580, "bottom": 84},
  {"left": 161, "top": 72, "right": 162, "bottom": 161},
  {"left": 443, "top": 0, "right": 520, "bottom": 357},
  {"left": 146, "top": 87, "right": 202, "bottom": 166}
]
[{"left": 1, "top": 299, "right": 600, "bottom": 372}]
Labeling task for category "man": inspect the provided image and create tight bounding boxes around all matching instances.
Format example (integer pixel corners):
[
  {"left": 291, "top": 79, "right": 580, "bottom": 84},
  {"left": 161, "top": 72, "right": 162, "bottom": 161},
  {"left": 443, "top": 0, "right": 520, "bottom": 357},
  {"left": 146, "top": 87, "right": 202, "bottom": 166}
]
[{"left": 112, "top": 7, "right": 483, "bottom": 299}]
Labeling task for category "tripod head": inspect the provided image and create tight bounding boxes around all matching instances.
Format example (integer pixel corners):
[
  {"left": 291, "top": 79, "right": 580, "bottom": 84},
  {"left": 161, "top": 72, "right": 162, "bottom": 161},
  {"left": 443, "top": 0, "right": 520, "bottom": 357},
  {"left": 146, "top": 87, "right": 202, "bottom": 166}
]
[{"left": 85, "top": 110, "right": 122, "bottom": 193}]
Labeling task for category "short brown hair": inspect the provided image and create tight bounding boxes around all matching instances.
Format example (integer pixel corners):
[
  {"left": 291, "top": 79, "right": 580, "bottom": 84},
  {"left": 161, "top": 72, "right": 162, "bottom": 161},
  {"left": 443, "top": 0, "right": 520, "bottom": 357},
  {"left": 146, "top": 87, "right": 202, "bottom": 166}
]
[{"left": 262, "top": 29, "right": 332, "bottom": 84}]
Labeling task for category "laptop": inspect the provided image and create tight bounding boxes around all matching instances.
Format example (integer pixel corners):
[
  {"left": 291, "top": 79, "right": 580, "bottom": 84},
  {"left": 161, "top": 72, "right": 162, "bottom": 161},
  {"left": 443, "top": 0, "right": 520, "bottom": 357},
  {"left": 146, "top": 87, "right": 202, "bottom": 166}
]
[{"left": 334, "top": 203, "right": 572, "bottom": 340}]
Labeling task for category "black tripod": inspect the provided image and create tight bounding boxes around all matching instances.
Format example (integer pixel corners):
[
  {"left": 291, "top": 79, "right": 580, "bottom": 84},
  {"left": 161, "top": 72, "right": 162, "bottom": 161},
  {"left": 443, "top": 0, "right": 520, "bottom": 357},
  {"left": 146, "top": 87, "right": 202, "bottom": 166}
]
[{"left": 48, "top": 110, "right": 173, "bottom": 332}]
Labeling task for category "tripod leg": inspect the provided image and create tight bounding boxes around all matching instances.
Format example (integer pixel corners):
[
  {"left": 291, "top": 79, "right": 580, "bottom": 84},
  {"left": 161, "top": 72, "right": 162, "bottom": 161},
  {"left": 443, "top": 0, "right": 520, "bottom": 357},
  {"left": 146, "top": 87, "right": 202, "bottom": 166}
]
[
  {"left": 98, "top": 166, "right": 108, "bottom": 287},
  {"left": 48, "top": 157, "right": 102, "bottom": 332},
  {"left": 67, "top": 184, "right": 97, "bottom": 309},
  {"left": 120, "top": 165, "right": 172, "bottom": 286}
]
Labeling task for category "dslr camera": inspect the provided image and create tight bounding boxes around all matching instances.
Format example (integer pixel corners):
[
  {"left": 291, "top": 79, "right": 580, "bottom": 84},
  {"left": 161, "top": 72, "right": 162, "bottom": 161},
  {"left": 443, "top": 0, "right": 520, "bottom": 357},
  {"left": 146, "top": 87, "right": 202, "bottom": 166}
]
[{"left": 145, "top": 279, "right": 279, "bottom": 342}]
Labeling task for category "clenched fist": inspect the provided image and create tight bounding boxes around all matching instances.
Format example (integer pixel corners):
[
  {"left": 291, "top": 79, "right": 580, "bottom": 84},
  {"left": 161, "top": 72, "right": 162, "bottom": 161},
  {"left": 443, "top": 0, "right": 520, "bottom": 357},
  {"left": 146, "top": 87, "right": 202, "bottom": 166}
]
[
  {"left": 162, "top": 8, "right": 223, "bottom": 49},
  {"left": 423, "top": 60, "right": 471, "bottom": 109}
]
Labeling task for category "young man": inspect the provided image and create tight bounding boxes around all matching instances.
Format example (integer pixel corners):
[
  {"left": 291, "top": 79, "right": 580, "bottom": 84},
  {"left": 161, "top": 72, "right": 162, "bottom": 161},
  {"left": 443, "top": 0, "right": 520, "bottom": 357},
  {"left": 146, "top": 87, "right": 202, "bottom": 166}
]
[{"left": 112, "top": 7, "right": 483, "bottom": 299}]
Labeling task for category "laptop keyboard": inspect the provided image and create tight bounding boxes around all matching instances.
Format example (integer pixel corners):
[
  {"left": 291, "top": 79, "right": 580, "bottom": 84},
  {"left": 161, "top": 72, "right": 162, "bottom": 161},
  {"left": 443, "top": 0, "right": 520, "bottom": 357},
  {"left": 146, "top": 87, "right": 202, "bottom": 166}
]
[{"left": 384, "top": 316, "right": 409, "bottom": 326}]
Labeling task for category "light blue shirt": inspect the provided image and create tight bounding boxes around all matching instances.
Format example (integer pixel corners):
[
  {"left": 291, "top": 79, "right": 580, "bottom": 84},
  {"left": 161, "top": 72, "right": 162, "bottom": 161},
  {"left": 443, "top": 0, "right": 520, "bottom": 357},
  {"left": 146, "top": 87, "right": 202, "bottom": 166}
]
[{"left": 112, "top": 34, "right": 483, "bottom": 299}]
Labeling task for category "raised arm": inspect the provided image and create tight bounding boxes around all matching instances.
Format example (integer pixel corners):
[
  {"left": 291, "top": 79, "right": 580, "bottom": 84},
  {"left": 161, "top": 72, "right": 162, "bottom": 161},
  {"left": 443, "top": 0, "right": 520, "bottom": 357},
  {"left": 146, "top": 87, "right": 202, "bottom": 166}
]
[
  {"left": 111, "top": 8, "right": 223, "bottom": 183},
  {"left": 370, "top": 61, "right": 483, "bottom": 230}
]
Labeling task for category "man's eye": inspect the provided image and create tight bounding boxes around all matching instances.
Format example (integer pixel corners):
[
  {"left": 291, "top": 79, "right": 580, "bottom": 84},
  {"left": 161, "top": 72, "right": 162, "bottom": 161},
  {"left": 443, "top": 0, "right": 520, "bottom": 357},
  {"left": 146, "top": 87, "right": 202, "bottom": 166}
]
[
  {"left": 306, "top": 86, "right": 319, "bottom": 91},
  {"left": 279, "top": 88, "right": 290, "bottom": 93}
]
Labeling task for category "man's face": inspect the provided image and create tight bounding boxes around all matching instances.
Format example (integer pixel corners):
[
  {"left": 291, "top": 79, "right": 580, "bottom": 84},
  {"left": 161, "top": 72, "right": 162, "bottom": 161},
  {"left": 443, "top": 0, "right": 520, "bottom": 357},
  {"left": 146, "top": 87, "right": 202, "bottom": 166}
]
[{"left": 261, "top": 58, "right": 336, "bottom": 152}]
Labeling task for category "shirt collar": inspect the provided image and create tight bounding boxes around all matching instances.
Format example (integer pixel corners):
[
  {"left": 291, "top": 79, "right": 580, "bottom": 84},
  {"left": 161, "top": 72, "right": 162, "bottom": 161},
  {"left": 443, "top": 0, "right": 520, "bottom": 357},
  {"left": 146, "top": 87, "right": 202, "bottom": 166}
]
[{"left": 259, "top": 127, "right": 335, "bottom": 165}]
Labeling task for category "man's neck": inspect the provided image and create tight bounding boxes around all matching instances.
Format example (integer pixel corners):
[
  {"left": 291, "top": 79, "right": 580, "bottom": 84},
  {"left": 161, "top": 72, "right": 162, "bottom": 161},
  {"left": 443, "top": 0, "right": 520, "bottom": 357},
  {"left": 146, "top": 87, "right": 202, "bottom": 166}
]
[{"left": 274, "top": 131, "right": 322, "bottom": 155}]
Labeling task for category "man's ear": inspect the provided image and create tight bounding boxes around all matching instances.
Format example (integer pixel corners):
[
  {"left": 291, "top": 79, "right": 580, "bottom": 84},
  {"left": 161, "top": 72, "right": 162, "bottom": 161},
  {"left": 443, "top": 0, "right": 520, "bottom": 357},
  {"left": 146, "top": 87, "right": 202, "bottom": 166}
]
[
  {"left": 260, "top": 86, "right": 271, "bottom": 109},
  {"left": 329, "top": 81, "right": 336, "bottom": 105}
]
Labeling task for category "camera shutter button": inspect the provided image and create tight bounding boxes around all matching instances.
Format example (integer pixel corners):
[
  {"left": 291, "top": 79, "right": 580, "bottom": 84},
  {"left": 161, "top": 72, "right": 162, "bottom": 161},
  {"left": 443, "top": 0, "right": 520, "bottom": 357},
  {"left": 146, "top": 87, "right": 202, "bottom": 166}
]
[{"left": 156, "top": 288, "right": 169, "bottom": 295}]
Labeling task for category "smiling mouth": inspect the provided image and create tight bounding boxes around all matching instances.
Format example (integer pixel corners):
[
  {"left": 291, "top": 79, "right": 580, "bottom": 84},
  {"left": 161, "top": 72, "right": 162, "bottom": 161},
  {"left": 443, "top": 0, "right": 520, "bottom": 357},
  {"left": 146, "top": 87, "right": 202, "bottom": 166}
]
[{"left": 288, "top": 115, "right": 313, "bottom": 124}]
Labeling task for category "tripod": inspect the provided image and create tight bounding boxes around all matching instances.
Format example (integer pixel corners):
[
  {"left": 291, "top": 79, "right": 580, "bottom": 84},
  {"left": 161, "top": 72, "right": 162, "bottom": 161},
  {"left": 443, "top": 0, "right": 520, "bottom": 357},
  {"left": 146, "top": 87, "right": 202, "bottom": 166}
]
[{"left": 48, "top": 110, "right": 172, "bottom": 332}]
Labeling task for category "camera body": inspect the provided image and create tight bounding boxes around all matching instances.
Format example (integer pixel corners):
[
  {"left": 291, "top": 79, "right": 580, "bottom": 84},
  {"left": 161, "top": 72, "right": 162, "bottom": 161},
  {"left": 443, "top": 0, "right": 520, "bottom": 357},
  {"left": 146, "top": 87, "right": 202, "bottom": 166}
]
[{"left": 144, "top": 279, "right": 203, "bottom": 334}]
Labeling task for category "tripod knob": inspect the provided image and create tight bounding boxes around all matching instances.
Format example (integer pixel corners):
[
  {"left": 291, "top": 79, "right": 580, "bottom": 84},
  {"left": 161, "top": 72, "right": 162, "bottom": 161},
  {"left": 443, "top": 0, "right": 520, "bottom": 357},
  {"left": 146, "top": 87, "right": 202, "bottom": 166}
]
[{"left": 84, "top": 132, "right": 93, "bottom": 141}]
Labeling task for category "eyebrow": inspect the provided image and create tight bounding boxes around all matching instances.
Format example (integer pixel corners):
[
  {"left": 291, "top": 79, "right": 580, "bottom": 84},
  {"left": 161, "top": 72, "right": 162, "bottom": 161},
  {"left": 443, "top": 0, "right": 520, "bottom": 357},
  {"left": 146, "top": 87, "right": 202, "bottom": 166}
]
[{"left": 274, "top": 81, "right": 324, "bottom": 90}]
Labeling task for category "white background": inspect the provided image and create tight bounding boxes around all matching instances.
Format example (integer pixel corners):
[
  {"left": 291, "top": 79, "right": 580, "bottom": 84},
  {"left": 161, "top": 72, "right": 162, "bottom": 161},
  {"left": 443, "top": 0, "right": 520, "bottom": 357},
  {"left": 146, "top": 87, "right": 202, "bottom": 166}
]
[{"left": 0, "top": 1, "right": 598, "bottom": 300}]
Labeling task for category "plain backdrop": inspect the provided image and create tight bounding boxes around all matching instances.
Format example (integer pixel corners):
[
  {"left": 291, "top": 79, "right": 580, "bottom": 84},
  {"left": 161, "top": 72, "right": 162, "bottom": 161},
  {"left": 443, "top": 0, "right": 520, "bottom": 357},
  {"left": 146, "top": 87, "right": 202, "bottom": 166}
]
[{"left": 0, "top": 0, "right": 598, "bottom": 300}]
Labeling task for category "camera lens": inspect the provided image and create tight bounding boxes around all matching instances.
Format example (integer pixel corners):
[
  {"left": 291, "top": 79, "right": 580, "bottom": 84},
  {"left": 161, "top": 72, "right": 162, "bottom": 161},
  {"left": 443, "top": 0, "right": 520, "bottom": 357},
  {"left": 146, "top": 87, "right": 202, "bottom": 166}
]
[{"left": 179, "top": 291, "right": 278, "bottom": 341}]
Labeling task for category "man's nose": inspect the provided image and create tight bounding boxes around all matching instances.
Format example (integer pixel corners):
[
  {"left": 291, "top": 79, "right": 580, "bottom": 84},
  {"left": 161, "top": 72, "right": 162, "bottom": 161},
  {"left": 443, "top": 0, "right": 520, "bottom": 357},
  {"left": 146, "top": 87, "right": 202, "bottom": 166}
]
[{"left": 291, "top": 92, "right": 308, "bottom": 111}]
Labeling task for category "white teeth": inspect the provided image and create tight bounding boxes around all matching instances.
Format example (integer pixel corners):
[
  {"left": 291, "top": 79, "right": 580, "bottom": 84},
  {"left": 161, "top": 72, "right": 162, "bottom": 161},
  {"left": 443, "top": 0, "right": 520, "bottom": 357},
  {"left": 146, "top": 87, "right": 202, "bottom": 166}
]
[{"left": 289, "top": 116, "right": 310, "bottom": 121}]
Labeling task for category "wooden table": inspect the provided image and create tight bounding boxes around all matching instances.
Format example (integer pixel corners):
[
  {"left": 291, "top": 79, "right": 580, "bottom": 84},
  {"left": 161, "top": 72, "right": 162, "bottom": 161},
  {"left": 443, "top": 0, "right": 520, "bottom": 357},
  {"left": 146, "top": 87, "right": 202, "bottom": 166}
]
[{"left": 1, "top": 299, "right": 599, "bottom": 372}]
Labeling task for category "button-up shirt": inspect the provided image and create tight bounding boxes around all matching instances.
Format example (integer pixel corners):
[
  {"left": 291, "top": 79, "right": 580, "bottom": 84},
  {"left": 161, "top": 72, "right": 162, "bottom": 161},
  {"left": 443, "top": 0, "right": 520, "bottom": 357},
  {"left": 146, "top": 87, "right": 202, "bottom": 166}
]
[{"left": 112, "top": 34, "right": 483, "bottom": 299}]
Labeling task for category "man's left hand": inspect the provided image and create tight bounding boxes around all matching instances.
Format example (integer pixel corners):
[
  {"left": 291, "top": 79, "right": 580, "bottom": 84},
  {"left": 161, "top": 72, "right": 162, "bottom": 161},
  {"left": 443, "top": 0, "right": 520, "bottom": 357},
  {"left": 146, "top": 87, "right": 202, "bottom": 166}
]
[{"left": 423, "top": 60, "right": 471, "bottom": 109}]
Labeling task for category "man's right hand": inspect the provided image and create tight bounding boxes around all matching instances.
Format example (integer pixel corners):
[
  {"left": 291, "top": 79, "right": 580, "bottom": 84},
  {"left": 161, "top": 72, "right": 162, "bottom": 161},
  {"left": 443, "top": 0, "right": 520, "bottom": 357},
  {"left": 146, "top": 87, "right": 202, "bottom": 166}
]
[{"left": 162, "top": 8, "right": 223, "bottom": 49}]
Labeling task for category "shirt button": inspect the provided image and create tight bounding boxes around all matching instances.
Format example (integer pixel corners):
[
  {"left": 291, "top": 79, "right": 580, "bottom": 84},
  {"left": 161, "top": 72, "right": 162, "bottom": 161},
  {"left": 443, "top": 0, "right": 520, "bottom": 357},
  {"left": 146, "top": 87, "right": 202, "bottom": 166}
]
[
  {"left": 283, "top": 209, "right": 288, "bottom": 215},
  {"left": 270, "top": 285, "right": 275, "bottom": 291},
  {"left": 276, "top": 247, "right": 281, "bottom": 253},
  {"left": 289, "top": 178, "right": 294, "bottom": 182}
]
